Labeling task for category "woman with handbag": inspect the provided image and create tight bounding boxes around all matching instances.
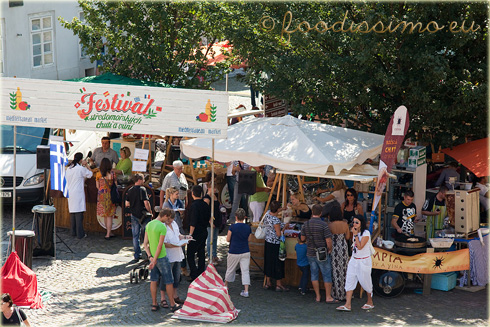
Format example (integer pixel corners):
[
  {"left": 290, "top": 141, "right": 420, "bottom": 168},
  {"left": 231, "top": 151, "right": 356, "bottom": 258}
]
[
  {"left": 96, "top": 158, "right": 117, "bottom": 240},
  {"left": 1, "top": 293, "right": 31, "bottom": 326},
  {"left": 336, "top": 215, "right": 374, "bottom": 312},
  {"left": 263, "top": 201, "right": 289, "bottom": 292}
]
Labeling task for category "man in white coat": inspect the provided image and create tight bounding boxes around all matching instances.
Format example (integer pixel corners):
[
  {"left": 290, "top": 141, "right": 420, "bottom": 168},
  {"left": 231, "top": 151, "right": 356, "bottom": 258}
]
[{"left": 65, "top": 152, "right": 93, "bottom": 239}]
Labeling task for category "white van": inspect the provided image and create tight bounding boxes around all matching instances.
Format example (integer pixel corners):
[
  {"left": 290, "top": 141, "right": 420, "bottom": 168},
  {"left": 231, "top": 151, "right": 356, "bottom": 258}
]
[{"left": 0, "top": 126, "right": 99, "bottom": 204}]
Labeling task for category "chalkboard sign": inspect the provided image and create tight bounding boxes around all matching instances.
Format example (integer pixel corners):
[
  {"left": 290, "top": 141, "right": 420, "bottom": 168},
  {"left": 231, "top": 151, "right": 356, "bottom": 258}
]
[{"left": 122, "top": 185, "right": 155, "bottom": 239}]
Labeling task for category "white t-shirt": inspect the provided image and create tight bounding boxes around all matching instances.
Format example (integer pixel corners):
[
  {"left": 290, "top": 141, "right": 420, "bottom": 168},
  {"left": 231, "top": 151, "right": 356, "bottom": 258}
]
[
  {"left": 65, "top": 164, "right": 93, "bottom": 213},
  {"left": 352, "top": 230, "right": 371, "bottom": 259},
  {"left": 331, "top": 189, "right": 345, "bottom": 204},
  {"left": 164, "top": 221, "right": 185, "bottom": 263},
  {"left": 476, "top": 182, "right": 489, "bottom": 211}
]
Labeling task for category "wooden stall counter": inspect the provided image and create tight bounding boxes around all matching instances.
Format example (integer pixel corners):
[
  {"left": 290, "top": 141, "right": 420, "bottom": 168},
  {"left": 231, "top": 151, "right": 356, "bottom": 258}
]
[{"left": 53, "top": 176, "right": 124, "bottom": 235}]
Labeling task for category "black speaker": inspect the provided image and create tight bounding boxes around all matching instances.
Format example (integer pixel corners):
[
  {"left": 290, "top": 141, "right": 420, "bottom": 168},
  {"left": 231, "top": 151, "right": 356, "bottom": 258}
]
[
  {"left": 238, "top": 170, "right": 256, "bottom": 195},
  {"left": 36, "top": 146, "right": 50, "bottom": 169}
]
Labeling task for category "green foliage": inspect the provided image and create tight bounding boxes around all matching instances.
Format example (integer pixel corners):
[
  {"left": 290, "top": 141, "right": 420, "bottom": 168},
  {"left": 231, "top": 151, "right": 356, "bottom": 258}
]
[
  {"left": 224, "top": 1, "right": 488, "bottom": 148},
  {"left": 59, "top": 0, "right": 237, "bottom": 89}
]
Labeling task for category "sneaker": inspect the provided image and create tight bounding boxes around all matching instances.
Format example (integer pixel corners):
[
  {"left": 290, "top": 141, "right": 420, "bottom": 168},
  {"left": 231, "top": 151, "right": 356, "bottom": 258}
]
[{"left": 240, "top": 291, "right": 249, "bottom": 298}]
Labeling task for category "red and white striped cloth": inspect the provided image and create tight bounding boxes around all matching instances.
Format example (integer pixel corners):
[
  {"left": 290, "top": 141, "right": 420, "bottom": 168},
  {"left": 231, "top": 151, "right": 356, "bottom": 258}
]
[{"left": 172, "top": 264, "right": 239, "bottom": 323}]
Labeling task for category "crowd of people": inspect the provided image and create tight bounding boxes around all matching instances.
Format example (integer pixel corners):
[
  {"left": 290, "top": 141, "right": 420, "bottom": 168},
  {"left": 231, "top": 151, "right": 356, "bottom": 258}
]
[{"left": 61, "top": 137, "right": 490, "bottom": 315}]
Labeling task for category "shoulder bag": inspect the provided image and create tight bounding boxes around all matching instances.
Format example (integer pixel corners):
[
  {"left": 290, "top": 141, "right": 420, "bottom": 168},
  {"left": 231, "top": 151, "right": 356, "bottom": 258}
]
[
  {"left": 103, "top": 174, "right": 121, "bottom": 205},
  {"left": 254, "top": 212, "right": 267, "bottom": 240},
  {"left": 15, "top": 307, "right": 26, "bottom": 327},
  {"left": 308, "top": 220, "right": 328, "bottom": 261}
]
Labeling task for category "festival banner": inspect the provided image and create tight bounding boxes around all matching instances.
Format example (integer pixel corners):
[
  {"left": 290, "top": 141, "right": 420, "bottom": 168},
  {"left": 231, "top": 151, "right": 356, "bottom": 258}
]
[
  {"left": 372, "top": 248, "right": 469, "bottom": 274},
  {"left": 2, "top": 77, "right": 228, "bottom": 139},
  {"left": 371, "top": 106, "right": 410, "bottom": 215}
]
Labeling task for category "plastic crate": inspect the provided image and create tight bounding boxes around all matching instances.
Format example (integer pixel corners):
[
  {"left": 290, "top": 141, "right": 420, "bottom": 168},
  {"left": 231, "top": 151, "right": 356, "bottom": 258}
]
[{"left": 431, "top": 272, "right": 457, "bottom": 291}]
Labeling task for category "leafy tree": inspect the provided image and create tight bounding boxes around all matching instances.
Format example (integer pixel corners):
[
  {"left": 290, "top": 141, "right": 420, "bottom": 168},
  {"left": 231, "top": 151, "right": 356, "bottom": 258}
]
[
  {"left": 224, "top": 1, "right": 488, "bottom": 148},
  {"left": 59, "top": 0, "right": 236, "bottom": 89}
]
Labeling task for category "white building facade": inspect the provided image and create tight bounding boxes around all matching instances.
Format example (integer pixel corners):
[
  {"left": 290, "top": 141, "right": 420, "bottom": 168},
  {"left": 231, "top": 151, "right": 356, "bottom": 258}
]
[{"left": 1, "top": 0, "right": 96, "bottom": 80}]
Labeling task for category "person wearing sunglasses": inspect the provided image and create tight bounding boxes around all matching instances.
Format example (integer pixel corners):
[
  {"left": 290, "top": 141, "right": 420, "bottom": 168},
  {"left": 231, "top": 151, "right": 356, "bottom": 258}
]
[
  {"left": 336, "top": 215, "right": 374, "bottom": 312},
  {"left": 1, "top": 293, "right": 31, "bottom": 326},
  {"left": 341, "top": 188, "right": 364, "bottom": 225}
]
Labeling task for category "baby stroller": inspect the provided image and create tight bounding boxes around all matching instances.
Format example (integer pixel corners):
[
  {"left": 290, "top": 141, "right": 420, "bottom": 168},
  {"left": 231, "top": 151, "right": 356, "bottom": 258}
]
[{"left": 129, "top": 257, "right": 150, "bottom": 284}]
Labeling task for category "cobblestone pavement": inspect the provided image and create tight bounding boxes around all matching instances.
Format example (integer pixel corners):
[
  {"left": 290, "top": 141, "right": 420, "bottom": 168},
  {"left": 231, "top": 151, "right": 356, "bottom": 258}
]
[{"left": 1, "top": 205, "right": 488, "bottom": 327}]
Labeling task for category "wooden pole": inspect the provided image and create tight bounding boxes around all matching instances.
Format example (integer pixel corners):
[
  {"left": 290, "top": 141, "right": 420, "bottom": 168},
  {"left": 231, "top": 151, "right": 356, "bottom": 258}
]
[
  {"left": 263, "top": 173, "right": 280, "bottom": 219},
  {"left": 188, "top": 158, "right": 197, "bottom": 184},
  {"left": 276, "top": 173, "right": 282, "bottom": 201},
  {"left": 297, "top": 175, "right": 305, "bottom": 202},
  {"left": 282, "top": 174, "right": 287, "bottom": 206}
]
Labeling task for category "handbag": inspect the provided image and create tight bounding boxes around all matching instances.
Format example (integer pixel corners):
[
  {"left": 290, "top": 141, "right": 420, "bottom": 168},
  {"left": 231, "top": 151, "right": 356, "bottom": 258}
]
[
  {"left": 254, "top": 212, "right": 267, "bottom": 239},
  {"left": 279, "top": 232, "right": 287, "bottom": 261},
  {"left": 315, "top": 247, "right": 328, "bottom": 261},
  {"left": 104, "top": 173, "right": 121, "bottom": 205},
  {"left": 15, "top": 307, "right": 26, "bottom": 327}
]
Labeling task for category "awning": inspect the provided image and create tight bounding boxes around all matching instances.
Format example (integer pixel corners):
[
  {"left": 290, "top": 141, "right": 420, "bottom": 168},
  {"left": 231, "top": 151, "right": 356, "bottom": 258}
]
[
  {"left": 441, "top": 138, "right": 489, "bottom": 177},
  {"left": 276, "top": 164, "right": 396, "bottom": 183}
]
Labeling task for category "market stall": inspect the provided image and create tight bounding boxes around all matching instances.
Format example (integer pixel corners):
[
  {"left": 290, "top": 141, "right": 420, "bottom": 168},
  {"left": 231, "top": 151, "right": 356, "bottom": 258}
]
[{"left": 181, "top": 115, "right": 388, "bottom": 286}]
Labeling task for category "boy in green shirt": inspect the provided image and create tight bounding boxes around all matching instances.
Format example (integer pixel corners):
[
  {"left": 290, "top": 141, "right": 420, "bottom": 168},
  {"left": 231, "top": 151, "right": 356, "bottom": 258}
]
[{"left": 143, "top": 208, "right": 181, "bottom": 312}]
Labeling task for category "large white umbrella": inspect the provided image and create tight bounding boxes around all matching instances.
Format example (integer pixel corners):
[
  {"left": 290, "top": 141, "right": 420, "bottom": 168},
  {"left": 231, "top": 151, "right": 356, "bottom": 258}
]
[{"left": 181, "top": 115, "right": 384, "bottom": 175}]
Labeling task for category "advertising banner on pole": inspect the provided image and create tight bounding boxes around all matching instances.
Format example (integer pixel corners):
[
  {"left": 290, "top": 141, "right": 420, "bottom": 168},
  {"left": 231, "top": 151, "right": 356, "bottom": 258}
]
[
  {"left": 371, "top": 106, "right": 410, "bottom": 215},
  {"left": 2, "top": 77, "right": 228, "bottom": 139}
]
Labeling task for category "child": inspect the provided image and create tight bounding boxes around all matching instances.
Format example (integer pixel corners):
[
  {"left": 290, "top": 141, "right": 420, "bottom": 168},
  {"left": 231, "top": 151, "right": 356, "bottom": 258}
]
[
  {"left": 224, "top": 208, "right": 252, "bottom": 297},
  {"left": 295, "top": 236, "right": 310, "bottom": 295}
]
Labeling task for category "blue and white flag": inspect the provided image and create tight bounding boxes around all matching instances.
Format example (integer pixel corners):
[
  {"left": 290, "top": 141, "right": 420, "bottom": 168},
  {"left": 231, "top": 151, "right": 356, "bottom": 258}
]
[{"left": 50, "top": 140, "right": 69, "bottom": 197}]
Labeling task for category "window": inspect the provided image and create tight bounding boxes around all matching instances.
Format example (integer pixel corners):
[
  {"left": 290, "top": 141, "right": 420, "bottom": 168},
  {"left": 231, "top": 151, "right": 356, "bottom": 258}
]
[
  {"left": 9, "top": 1, "right": 23, "bottom": 7},
  {"left": 79, "top": 12, "right": 87, "bottom": 58},
  {"left": 30, "top": 15, "right": 54, "bottom": 67}
]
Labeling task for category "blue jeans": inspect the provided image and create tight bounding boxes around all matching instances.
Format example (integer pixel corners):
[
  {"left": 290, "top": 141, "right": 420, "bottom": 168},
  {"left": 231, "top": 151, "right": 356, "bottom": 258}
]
[
  {"left": 131, "top": 215, "right": 149, "bottom": 260},
  {"left": 207, "top": 226, "right": 219, "bottom": 258},
  {"left": 298, "top": 265, "right": 310, "bottom": 293},
  {"left": 150, "top": 256, "right": 174, "bottom": 290},
  {"left": 171, "top": 261, "right": 181, "bottom": 289},
  {"left": 307, "top": 255, "right": 332, "bottom": 283},
  {"left": 226, "top": 175, "right": 236, "bottom": 205}
]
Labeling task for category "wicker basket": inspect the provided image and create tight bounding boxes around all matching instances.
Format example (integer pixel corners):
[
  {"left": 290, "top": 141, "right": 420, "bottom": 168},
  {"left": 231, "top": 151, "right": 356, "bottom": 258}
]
[{"left": 429, "top": 238, "right": 454, "bottom": 248}]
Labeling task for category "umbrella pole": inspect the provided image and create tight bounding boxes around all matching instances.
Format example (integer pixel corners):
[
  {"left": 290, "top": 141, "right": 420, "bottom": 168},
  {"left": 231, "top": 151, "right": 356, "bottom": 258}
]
[
  {"left": 210, "top": 139, "right": 215, "bottom": 265},
  {"left": 12, "top": 126, "right": 16, "bottom": 247}
]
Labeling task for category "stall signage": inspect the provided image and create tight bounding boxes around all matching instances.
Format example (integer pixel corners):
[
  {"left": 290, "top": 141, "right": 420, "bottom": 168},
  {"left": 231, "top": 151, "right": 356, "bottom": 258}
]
[
  {"left": 372, "top": 248, "right": 469, "bottom": 274},
  {"left": 264, "top": 94, "right": 288, "bottom": 117},
  {"left": 2, "top": 77, "right": 228, "bottom": 139}
]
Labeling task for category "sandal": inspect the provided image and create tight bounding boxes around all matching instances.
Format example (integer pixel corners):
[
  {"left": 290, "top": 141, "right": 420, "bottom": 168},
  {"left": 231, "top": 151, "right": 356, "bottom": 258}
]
[
  {"left": 263, "top": 284, "right": 272, "bottom": 290},
  {"left": 174, "top": 297, "right": 185, "bottom": 305},
  {"left": 336, "top": 305, "right": 351, "bottom": 312},
  {"left": 277, "top": 286, "right": 290, "bottom": 292},
  {"left": 160, "top": 300, "right": 169, "bottom": 308},
  {"left": 151, "top": 304, "right": 159, "bottom": 312},
  {"left": 170, "top": 304, "right": 182, "bottom": 312}
]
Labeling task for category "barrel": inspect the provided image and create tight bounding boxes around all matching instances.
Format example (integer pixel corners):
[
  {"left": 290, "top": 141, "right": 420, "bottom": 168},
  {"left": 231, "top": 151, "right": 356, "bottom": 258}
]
[{"left": 249, "top": 225, "right": 265, "bottom": 272}]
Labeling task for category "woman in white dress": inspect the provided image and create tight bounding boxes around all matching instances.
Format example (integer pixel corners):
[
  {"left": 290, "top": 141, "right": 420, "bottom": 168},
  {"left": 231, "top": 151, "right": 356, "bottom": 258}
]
[{"left": 65, "top": 152, "right": 93, "bottom": 239}]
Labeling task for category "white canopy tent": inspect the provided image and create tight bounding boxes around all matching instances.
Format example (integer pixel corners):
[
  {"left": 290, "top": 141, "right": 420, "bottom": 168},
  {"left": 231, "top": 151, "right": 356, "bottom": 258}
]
[
  {"left": 276, "top": 164, "right": 395, "bottom": 183},
  {"left": 181, "top": 115, "right": 385, "bottom": 176}
]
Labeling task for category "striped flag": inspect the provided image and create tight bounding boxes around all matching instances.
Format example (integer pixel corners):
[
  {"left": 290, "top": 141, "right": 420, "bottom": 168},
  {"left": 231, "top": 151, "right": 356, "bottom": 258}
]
[
  {"left": 172, "top": 264, "right": 239, "bottom": 323},
  {"left": 50, "top": 141, "right": 69, "bottom": 198}
]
